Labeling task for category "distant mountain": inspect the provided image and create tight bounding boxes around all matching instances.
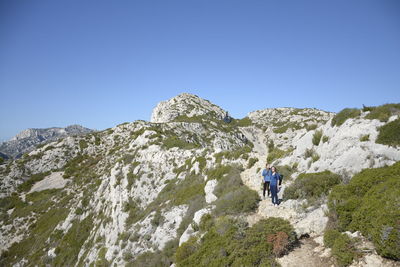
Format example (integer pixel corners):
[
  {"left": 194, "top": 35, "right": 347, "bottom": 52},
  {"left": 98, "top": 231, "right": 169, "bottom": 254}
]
[{"left": 0, "top": 125, "right": 94, "bottom": 158}]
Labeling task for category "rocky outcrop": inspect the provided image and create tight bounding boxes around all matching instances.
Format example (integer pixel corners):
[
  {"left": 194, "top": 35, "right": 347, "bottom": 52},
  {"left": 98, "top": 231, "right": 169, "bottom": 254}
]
[
  {"left": 0, "top": 124, "right": 93, "bottom": 158},
  {"left": 150, "top": 93, "right": 227, "bottom": 123}
]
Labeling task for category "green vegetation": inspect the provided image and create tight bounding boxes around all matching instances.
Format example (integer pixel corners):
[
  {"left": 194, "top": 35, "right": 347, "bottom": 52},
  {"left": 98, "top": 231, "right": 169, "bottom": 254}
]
[
  {"left": 359, "top": 134, "right": 370, "bottom": 142},
  {"left": 17, "top": 171, "right": 51, "bottom": 192},
  {"left": 206, "top": 165, "right": 231, "bottom": 181},
  {"left": 0, "top": 190, "right": 72, "bottom": 266},
  {"left": 304, "top": 148, "right": 320, "bottom": 163},
  {"left": 364, "top": 103, "right": 400, "bottom": 122},
  {"left": 63, "top": 154, "right": 102, "bottom": 185},
  {"left": 53, "top": 216, "right": 94, "bottom": 266},
  {"left": 331, "top": 108, "right": 361, "bottom": 127},
  {"left": 376, "top": 118, "right": 400, "bottom": 147},
  {"left": 162, "top": 136, "right": 201, "bottom": 150},
  {"left": 247, "top": 157, "right": 258, "bottom": 168},
  {"left": 212, "top": 165, "right": 260, "bottom": 216},
  {"left": 323, "top": 230, "right": 357, "bottom": 267},
  {"left": 79, "top": 139, "right": 88, "bottom": 150},
  {"left": 128, "top": 239, "right": 178, "bottom": 267},
  {"left": 327, "top": 162, "right": 400, "bottom": 260},
  {"left": 267, "top": 147, "right": 293, "bottom": 163},
  {"left": 322, "top": 135, "right": 329, "bottom": 143},
  {"left": 175, "top": 217, "right": 296, "bottom": 266},
  {"left": 275, "top": 165, "right": 297, "bottom": 182},
  {"left": 214, "top": 144, "right": 253, "bottom": 164},
  {"left": 283, "top": 171, "right": 341, "bottom": 205},
  {"left": 306, "top": 124, "right": 318, "bottom": 131},
  {"left": 312, "top": 130, "right": 323, "bottom": 146}
]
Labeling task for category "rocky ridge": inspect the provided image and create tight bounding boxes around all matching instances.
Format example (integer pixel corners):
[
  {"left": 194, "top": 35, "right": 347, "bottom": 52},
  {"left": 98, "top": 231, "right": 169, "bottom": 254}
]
[
  {"left": 0, "top": 93, "right": 399, "bottom": 266},
  {"left": 0, "top": 125, "right": 93, "bottom": 159}
]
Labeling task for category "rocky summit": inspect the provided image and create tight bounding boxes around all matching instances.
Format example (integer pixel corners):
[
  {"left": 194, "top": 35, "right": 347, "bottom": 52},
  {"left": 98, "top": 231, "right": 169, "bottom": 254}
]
[
  {"left": 0, "top": 125, "right": 93, "bottom": 159},
  {"left": 0, "top": 93, "right": 399, "bottom": 267}
]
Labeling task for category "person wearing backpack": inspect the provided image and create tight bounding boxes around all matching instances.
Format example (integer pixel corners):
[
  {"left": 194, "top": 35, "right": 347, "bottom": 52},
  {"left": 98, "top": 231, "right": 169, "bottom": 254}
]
[
  {"left": 270, "top": 166, "right": 282, "bottom": 206},
  {"left": 261, "top": 163, "right": 272, "bottom": 199}
]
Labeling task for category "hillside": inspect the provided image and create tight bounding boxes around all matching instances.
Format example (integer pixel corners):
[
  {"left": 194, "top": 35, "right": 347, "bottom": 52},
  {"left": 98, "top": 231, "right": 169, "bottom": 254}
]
[
  {"left": 0, "top": 125, "right": 94, "bottom": 159},
  {"left": 0, "top": 93, "right": 399, "bottom": 267}
]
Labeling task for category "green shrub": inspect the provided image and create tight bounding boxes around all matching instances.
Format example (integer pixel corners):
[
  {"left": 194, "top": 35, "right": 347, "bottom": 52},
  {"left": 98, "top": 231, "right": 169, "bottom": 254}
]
[
  {"left": 322, "top": 136, "right": 329, "bottom": 143},
  {"left": 376, "top": 118, "right": 400, "bottom": 147},
  {"left": 306, "top": 124, "right": 318, "bottom": 131},
  {"left": 175, "top": 217, "right": 295, "bottom": 267},
  {"left": 206, "top": 165, "right": 231, "bottom": 181},
  {"left": 233, "top": 117, "right": 253, "bottom": 127},
  {"left": 214, "top": 187, "right": 260, "bottom": 216},
  {"left": 359, "top": 134, "right": 370, "bottom": 142},
  {"left": 162, "top": 136, "right": 200, "bottom": 150},
  {"left": 79, "top": 140, "right": 88, "bottom": 150},
  {"left": 212, "top": 165, "right": 260, "bottom": 216},
  {"left": 323, "top": 229, "right": 341, "bottom": 248},
  {"left": 283, "top": 171, "right": 341, "bottom": 204},
  {"left": 267, "top": 147, "right": 292, "bottom": 163},
  {"left": 312, "top": 130, "right": 323, "bottom": 146},
  {"left": 328, "top": 162, "right": 400, "bottom": 260},
  {"left": 365, "top": 103, "right": 400, "bottom": 122},
  {"left": 331, "top": 108, "right": 361, "bottom": 127},
  {"left": 247, "top": 157, "right": 258, "bottom": 169}
]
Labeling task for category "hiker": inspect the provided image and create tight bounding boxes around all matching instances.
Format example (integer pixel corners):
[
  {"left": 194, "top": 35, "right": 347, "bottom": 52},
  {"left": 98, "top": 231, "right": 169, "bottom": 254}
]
[
  {"left": 261, "top": 163, "right": 272, "bottom": 199},
  {"left": 270, "top": 166, "right": 282, "bottom": 206}
]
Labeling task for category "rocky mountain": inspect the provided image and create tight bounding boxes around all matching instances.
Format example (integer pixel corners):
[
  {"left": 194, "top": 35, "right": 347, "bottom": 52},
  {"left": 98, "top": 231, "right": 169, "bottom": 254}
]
[
  {"left": 0, "top": 93, "right": 399, "bottom": 267},
  {"left": 0, "top": 125, "right": 94, "bottom": 159}
]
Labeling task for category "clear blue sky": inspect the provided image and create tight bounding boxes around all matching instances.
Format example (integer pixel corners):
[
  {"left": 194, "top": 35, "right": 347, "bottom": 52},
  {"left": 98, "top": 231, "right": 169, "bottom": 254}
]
[{"left": 1, "top": 0, "right": 399, "bottom": 141}]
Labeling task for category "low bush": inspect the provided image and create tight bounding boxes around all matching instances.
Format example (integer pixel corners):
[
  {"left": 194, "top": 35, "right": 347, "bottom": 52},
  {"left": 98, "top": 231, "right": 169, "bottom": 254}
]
[
  {"left": 359, "top": 134, "right": 370, "bottom": 142},
  {"left": 175, "top": 217, "right": 296, "bottom": 267},
  {"left": 328, "top": 162, "right": 400, "bottom": 260},
  {"left": 213, "top": 165, "right": 260, "bottom": 216},
  {"left": 322, "top": 135, "right": 329, "bottom": 143},
  {"left": 206, "top": 165, "right": 231, "bottom": 181},
  {"left": 331, "top": 108, "right": 361, "bottom": 127},
  {"left": 376, "top": 118, "right": 400, "bottom": 147},
  {"left": 267, "top": 147, "right": 292, "bottom": 163},
  {"left": 214, "top": 187, "right": 260, "bottom": 216},
  {"left": 162, "top": 136, "right": 200, "bottom": 150},
  {"left": 247, "top": 157, "right": 258, "bottom": 169},
  {"left": 312, "top": 130, "right": 323, "bottom": 146},
  {"left": 283, "top": 171, "right": 341, "bottom": 204},
  {"left": 364, "top": 103, "right": 400, "bottom": 122}
]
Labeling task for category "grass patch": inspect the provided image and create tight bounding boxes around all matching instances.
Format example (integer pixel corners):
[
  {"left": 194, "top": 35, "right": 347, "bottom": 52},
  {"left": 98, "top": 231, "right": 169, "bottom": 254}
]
[
  {"left": 376, "top": 118, "right": 400, "bottom": 147},
  {"left": 331, "top": 108, "right": 361, "bottom": 127},
  {"left": 327, "top": 162, "right": 400, "bottom": 260},
  {"left": 364, "top": 103, "right": 400, "bottom": 122}
]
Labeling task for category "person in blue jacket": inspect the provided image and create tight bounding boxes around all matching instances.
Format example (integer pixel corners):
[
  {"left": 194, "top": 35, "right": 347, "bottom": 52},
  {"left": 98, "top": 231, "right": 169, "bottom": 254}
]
[
  {"left": 261, "top": 163, "right": 272, "bottom": 199},
  {"left": 270, "top": 166, "right": 282, "bottom": 206}
]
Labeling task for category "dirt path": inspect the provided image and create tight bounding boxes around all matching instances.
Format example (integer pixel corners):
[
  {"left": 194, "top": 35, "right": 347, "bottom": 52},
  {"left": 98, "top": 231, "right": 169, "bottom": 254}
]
[{"left": 241, "top": 152, "right": 331, "bottom": 267}]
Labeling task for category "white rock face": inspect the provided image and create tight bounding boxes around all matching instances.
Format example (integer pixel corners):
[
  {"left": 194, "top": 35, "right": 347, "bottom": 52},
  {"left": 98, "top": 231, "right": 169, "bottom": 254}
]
[
  {"left": 151, "top": 93, "right": 227, "bottom": 123},
  {"left": 29, "top": 172, "right": 68, "bottom": 193},
  {"left": 279, "top": 115, "right": 400, "bottom": 176},
  {"left": 204, "top": 179, "right": 218, "bottom": 203},
  {"left": 179, "top": 207, "right": 212, "bottom": 245}
]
